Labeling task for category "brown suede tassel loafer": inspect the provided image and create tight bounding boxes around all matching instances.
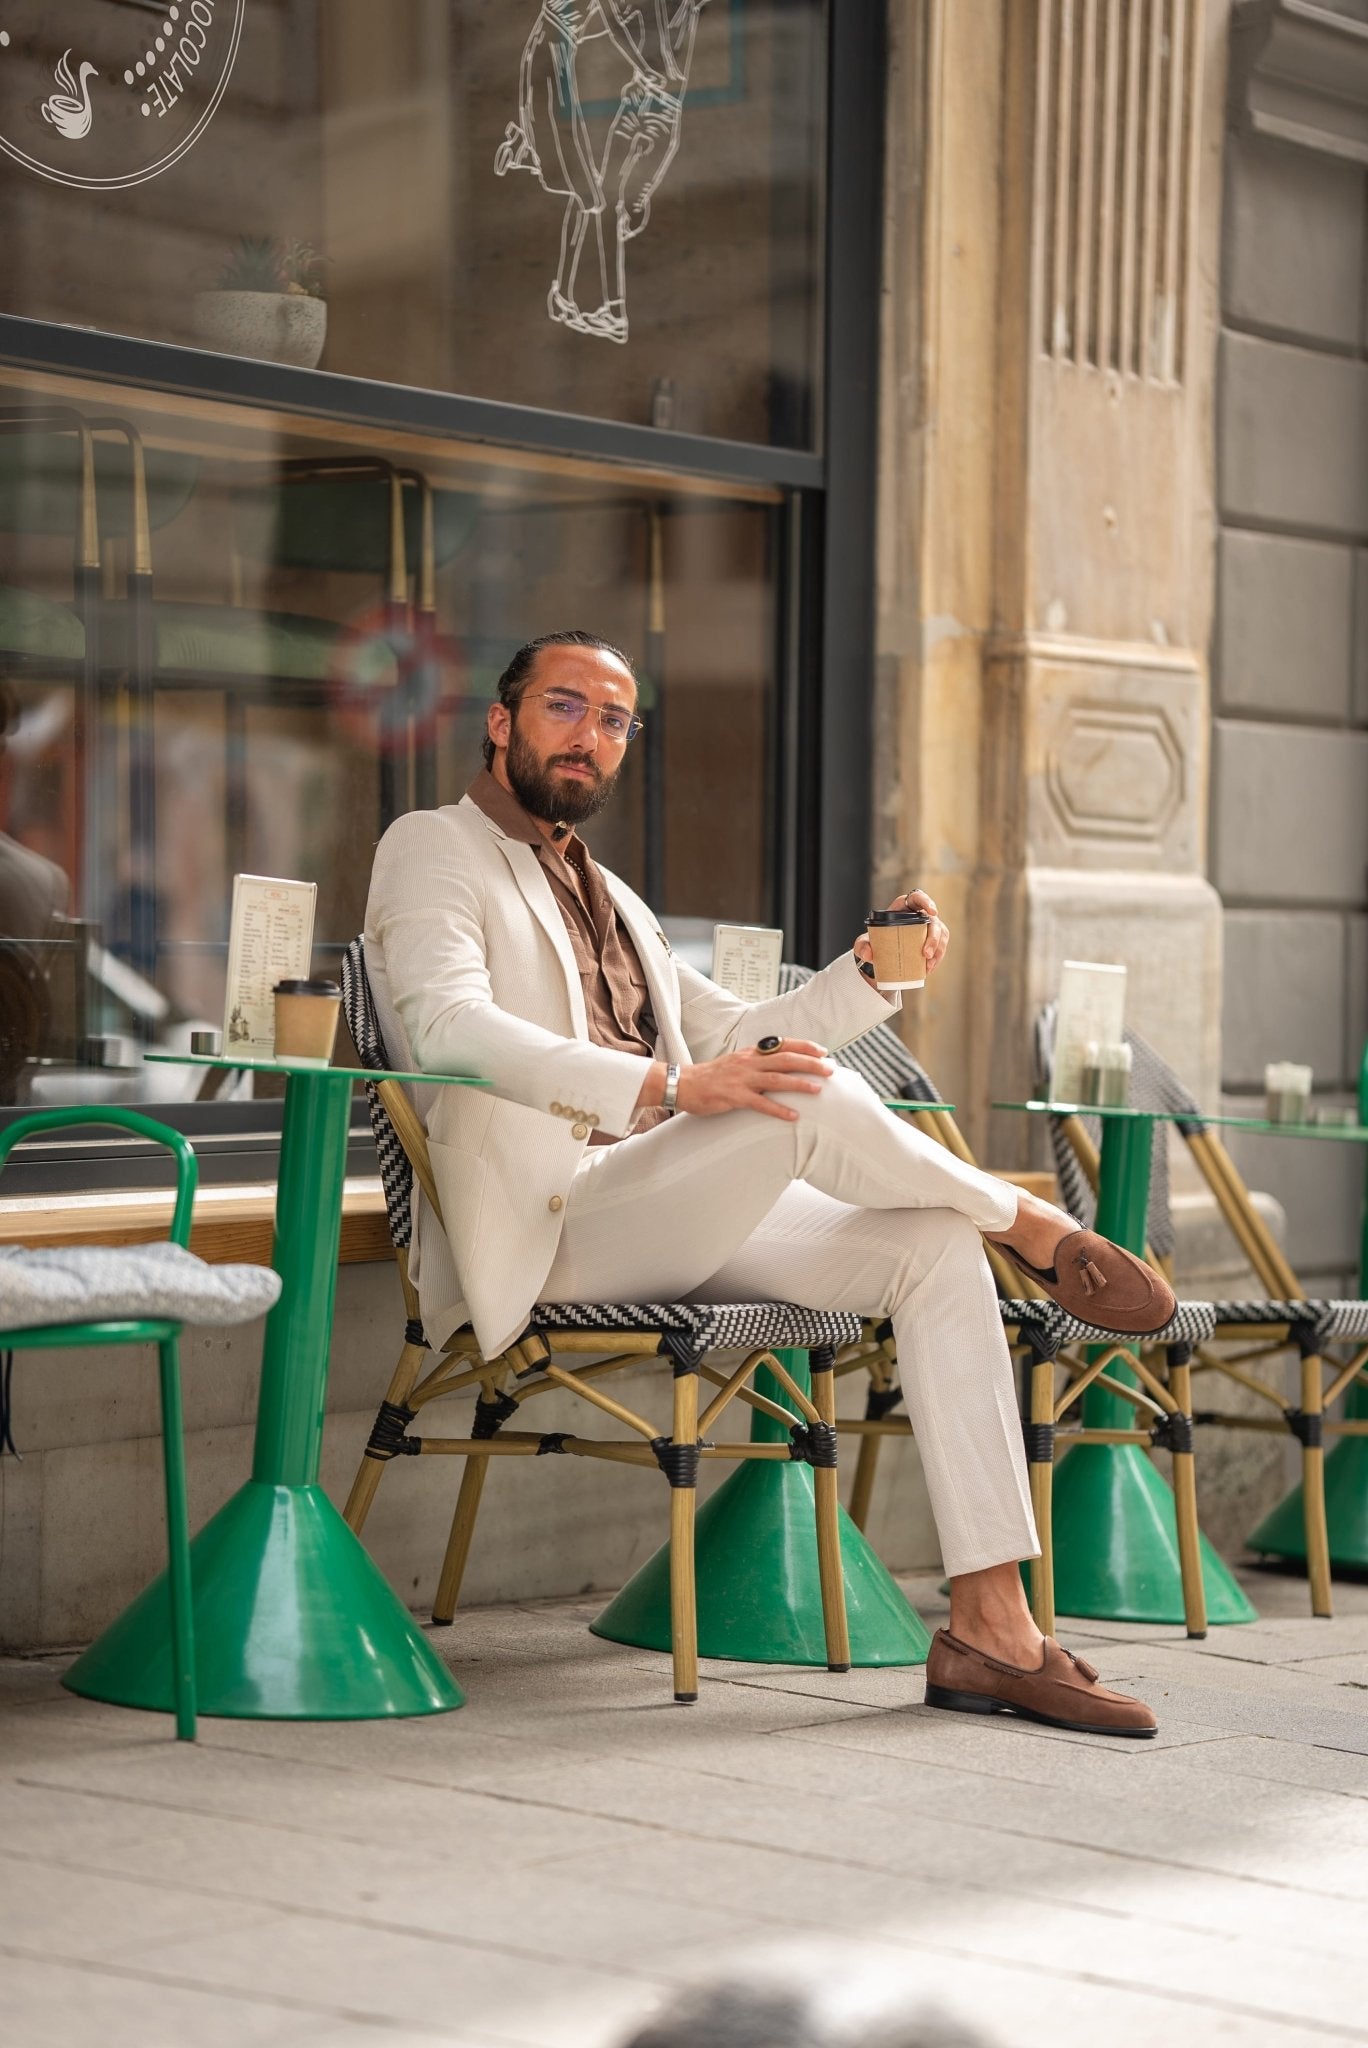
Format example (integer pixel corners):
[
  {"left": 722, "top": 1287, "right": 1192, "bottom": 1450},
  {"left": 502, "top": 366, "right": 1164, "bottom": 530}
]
[
  {"left": 924, "top": 1628, "right": 1157, "bottom": 1737},
  {"left": 1006, "top": 1229, "right": 1176, "bottom": 1335}
]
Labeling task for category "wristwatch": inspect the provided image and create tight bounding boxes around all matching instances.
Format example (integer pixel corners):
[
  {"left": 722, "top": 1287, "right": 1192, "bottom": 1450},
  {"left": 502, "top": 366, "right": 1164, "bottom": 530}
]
[{"left": 661, "top": 1062, "right": 680, "bottom": 1113}]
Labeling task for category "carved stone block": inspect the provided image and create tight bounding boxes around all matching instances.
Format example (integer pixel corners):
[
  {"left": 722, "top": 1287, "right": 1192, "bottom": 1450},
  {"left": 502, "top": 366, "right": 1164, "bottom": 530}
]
[{"left": 1009, "top": 641, "right": 1203, "bottom": 871}]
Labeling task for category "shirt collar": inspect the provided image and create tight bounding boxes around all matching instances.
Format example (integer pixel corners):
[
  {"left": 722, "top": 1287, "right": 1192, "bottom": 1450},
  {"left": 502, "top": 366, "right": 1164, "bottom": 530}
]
[{"left": 466, "top": 767, "right": 586, "bottom": 869}]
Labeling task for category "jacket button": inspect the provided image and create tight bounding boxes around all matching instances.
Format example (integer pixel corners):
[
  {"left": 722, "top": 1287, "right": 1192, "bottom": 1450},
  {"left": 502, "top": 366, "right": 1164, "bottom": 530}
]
[
  {"left": 548, "top": 1195, "right": 563, "bottom": 1213},
  {"left": 550, "top": 1101, "right": 563, "bottom": 1116},
  {"left": 571, "top": 1121, "right": 589, "bottom": 1140}
]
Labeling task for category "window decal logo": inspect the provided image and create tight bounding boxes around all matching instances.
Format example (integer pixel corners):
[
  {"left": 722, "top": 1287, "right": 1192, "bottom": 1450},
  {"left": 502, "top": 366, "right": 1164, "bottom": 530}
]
[
  {"left": 41, "top": 50, "right": 98, "bottom": 141},
  {"left": 0, "top": 2, "right": 244, "bottom": 189},
  {"left": 495, "top": 1, "right": 710, "bottom": 346}
]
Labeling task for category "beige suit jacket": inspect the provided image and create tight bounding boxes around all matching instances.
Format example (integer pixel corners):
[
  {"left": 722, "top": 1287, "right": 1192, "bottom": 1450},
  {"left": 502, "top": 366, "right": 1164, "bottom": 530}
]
[{"left": 364, "top": 796, "right": 896, "bottom": 1358}]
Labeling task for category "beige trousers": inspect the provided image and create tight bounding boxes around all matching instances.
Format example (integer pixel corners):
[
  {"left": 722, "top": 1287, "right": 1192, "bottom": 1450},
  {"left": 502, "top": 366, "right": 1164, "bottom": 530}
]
[{"left": 542, "top": 1067, "right": 1041, "bottom": 1577}]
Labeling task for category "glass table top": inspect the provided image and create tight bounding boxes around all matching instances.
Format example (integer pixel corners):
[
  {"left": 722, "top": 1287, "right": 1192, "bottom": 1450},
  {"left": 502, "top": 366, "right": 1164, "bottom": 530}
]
[
  {"left": 997, "top": 1099, "right": 1368, "bottom": 1141},
  {"left": 146, "top": 1052, "right": 488, "bottom": 1088}
]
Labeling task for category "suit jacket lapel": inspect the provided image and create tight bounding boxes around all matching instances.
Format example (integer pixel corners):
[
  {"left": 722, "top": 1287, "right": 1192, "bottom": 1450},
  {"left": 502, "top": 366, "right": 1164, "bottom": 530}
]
[
  {"left": 605, "top": 877, "right": 686, "bottom": 1063},
  {"left": 495, "top": 835, "right": 589, "bottom": 1038}
]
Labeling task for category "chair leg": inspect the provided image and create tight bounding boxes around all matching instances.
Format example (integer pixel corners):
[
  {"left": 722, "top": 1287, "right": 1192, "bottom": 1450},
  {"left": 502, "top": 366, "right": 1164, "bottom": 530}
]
[
  {"left": 811, "top": 1353, "right": 851, "bottom": 1672},
  {"left": 1027, "top": 1357, "right": 1055, "bottom": 1639},
  {"left": 156, "top": 1336, "right": 197, "bottom": 1742},
  {"left": 433, "top": 1454, "right": 490, "bottom": 1626},
  {"left": 668, "top": 1368, "right": 699, "bottom": 1703},
  {"left": 1300, "top": 1352, "right": 1333, "bottom": 1619},
  {"left": 343, "top": 1338, "right": 428, "bottom": 1533},
  {"left": 1167, "top": 1353, "right": 1207, "bottom": 1640},
  {"left": 847, "top": 1433, "right": 881, "bottom": 1534}
]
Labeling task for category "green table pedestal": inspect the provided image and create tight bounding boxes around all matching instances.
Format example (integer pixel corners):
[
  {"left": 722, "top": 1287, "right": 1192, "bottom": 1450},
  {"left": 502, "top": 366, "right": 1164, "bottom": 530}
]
[
  {"left": 66, "top": 1066, "right": 462, "bottom": 1720},
  {"left": 1047, "top": 1112, "right": 1256, "bottom": 1627},
  {"left": 593, "top": 1352, "right": 932, "bottom": 1666},
  {"left": 1247, "top": 1388, "right": 1368, "bottom": 1572}
]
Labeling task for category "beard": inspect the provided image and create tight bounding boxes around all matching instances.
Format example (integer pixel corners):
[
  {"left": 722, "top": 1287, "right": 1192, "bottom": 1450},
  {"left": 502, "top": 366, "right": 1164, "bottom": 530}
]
[{"left": 505, "top": 718, "right": 620, "bottom": 826}]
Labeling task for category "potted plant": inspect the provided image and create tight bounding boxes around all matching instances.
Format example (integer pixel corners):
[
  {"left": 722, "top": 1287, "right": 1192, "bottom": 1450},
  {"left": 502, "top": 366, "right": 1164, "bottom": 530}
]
[{"left": 192, "top": 237, "right": 328, "bottom": 370}]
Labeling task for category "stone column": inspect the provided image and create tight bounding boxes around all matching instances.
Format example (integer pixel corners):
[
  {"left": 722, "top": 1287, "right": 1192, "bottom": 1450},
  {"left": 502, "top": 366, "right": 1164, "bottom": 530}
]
[{"left": 876, "top": 0, "right": 1228, "bottom": 1162}]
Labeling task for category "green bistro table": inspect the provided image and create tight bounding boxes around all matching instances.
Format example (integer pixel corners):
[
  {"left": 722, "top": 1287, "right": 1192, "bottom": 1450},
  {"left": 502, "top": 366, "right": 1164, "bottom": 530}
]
[
  {"left": 65, "top": 1053, "right": 488, "bottom": 1722},
  {"left": 594, "top": 1102, "right": 958, "bottom": 1670},
  {"left": 997, "top": 1101, "right": 1256, "bottom": 1627}
]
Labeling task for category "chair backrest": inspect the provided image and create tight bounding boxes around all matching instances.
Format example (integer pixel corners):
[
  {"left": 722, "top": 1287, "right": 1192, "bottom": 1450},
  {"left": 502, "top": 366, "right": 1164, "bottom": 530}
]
[
  {"left": 340, "top": 936, "right": 415, "bottom": 1250},
  {"left": 776, "top": 961, "right": 942, "bottom": 1102},
  {"left": 1034, "top": 1003, "right": 1209, "bottom": 1263}
]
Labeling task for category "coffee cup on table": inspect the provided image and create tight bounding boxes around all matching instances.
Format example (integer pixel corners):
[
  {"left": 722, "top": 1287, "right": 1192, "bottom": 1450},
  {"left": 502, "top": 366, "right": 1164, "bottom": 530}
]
[
  {"left": 273, "top": 978, "right": 342, "bottom": 1065},
  {"left": 865, "top": 908, "right": 931, "bottom": 990}
]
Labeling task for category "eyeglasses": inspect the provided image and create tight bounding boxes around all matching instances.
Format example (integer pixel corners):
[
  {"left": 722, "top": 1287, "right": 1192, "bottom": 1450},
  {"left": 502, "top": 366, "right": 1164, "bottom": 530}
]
[{"left": 520, "top": 691, "right": 644, "bottom": 744}]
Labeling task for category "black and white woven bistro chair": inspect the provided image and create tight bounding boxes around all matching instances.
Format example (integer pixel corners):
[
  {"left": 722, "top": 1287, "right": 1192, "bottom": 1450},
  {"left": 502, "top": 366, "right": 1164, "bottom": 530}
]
[
  {"left": 1037, "top": 1005, "right": 1368, "bottom": 1618},
  {"left": 339, "top": 938, "right": 863, "bottom": 1703}
]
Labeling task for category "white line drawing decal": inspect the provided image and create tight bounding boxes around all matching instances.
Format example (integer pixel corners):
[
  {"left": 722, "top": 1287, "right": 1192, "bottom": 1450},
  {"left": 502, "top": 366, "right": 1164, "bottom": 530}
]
[
  {"left": 41, "top": 48, "right": 98, "bottom": 140},
  {"left": 495, "top": 1, "right": 709, "bottom": 345}
]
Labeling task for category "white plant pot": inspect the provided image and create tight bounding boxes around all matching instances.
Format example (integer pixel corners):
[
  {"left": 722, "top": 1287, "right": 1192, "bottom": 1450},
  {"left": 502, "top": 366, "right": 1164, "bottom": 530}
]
[{"left": 192, "top": 290, "right": 327, "bottom": 370}]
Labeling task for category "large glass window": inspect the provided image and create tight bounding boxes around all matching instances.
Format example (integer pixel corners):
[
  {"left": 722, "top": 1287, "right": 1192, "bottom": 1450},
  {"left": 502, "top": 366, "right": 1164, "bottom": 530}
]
[
  {"left": 0, "top": 2, "right": 826, "bottom": 449},
  {"left": 0, "top": 366, "right": 784, "bottom": 1114}
]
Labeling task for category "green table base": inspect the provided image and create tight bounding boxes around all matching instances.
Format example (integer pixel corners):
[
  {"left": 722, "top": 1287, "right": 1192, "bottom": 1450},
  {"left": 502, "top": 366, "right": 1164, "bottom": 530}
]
[
  {"left": 1048, "top": 1445, "right": 1256, "bottom": 1626},
  {"left": 65, "top": 1482, "right": 462, "bottom": 1719},
  {"left": 592, "top": 1353, "right": 931, "bottom": 1667},
  {"left": 67, "top": 1058, "right": 473, "bottom": 1722},
  {"left": 1248, "top": 1400, "right": 1368, "bottom": 1572},
  {"left": 1009, "top": 1103, "right": 1256, "bottom": 1627}
]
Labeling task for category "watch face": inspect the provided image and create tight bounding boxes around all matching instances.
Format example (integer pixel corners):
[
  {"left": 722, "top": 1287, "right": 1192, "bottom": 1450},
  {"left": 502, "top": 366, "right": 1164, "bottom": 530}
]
[{"left": 0, "top": 2, "right": 245, "bottom": 191}]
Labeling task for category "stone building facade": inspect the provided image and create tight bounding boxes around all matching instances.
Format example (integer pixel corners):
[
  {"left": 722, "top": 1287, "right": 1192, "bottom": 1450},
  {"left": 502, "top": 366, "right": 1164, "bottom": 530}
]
[{"left": 879, "top": 0, "right": 1367, "bottom": 1301}]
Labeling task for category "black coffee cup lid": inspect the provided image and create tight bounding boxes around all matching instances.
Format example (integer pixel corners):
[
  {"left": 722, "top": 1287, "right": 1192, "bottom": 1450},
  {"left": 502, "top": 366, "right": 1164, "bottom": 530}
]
[
  {"left": 867, "top": 908, "right": 930, "bottom": 926},
  {"left": 274, "top": 977, "right": 340, "bottom": 996}
]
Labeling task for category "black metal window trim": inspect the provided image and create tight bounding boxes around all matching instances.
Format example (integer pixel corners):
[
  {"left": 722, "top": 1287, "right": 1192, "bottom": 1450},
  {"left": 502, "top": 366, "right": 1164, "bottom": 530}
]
[{"left": 0, "top": 311, "right": 822, "bottom": 496}]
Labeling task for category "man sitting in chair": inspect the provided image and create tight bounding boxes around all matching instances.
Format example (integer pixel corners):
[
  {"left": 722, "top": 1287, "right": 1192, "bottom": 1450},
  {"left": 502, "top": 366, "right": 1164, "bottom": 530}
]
[{"left": 365, "top": 629, "right": 1171, "bottom": 1737}]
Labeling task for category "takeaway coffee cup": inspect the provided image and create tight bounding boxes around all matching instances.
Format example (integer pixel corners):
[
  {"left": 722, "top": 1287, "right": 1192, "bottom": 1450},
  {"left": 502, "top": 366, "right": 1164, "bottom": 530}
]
[
  {"left": 273, "top": 977, "right": 342, "bottom": 1065},
  {"left": 866, "top": 908, "right": 931, "bottom": 990}
]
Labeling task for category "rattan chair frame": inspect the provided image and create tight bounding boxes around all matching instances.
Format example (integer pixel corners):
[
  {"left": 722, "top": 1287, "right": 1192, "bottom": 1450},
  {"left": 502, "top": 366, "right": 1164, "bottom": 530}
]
[{"left": 340, "top": 955, "right": 855, "bottom": 1704}]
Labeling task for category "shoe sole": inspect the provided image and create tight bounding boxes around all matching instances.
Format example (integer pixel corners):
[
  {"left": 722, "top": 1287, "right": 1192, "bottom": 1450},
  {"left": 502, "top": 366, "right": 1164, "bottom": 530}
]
[{"left": 924, "top": 1680, "right": 1157, "bottom": 1738}]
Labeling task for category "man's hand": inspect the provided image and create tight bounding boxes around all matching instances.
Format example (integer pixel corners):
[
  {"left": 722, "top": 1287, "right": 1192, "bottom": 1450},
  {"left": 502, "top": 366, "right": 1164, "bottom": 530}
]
[
  {"left": 853, "top": 888, "right": 949, "bottom": 980},
  {"left": 677, "top": 1041, "right": 833, "bottom": 1121},
  {"left": 632, "top": 1042, "right": 833, "bottom": 1125}
]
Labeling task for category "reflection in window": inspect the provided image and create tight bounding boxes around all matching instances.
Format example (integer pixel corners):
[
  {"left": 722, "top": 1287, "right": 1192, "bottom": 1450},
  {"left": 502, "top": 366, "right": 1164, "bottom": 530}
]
[
  {"left": 0, "top": 374, "right": 780, "bottom": 1109},
  {"left": 0, "top": 1, "right": 827, "bottom": 450}
]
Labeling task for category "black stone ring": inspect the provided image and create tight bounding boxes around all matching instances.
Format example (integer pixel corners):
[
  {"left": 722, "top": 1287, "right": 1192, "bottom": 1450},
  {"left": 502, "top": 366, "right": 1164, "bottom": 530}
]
[{"left": 756, "top": 1035, "right": 783, "bottom": 1054}]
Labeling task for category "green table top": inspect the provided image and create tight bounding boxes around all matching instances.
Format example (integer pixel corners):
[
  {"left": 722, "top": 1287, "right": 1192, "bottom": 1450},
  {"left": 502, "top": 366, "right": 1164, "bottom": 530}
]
[
  {"left": 885, "top": 1099, "right": 954, "bottom": 1112},
  {"left": 146, "top": 1052, "right": 489, "bottom": 1087},
  {"left": 997, "top": 1098, "right": 1368, "bottom": 1141}
]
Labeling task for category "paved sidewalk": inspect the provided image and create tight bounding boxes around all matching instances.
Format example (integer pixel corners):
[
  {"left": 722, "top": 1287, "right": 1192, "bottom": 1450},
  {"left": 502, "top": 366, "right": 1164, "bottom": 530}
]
[{"left": 5, "top": 1567, "right": 1368, "bottom": 2048}]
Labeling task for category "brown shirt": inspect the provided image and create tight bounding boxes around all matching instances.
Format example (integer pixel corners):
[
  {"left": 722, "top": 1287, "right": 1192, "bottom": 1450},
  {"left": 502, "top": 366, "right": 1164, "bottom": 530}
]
[{"left": 467, "top": 770, "right": 666, "bottom": 1136}]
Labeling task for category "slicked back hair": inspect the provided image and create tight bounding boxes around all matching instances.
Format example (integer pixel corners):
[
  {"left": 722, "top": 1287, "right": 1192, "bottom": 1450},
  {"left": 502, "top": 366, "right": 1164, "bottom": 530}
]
[{"left": 481, "top": 629, "right": 636, "bottom": 768}]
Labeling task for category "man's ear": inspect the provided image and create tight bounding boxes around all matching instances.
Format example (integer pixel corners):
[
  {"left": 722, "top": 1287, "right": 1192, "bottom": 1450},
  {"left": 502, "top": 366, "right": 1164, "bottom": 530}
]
[{"left": 487, "top": 703, "right": 510, "bottom": 752}]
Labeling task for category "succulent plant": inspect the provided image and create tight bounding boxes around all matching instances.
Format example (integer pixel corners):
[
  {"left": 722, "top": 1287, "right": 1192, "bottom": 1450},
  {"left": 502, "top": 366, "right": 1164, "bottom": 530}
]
[{"left": 214, "top": 235, "right": 326, "bottom": 299}]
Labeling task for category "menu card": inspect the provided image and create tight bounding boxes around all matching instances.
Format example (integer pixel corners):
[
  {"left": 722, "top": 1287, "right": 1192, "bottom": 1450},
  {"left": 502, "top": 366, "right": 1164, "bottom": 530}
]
[
  {"left": 223, "top": 874, "right": 317, "bottom": 1057},
  {"left": 1050, "top": 960, "right": 1127, "bottom": 1105},
  {"left": 712, "top": 923, "right": 784, "bottom": 1003}
]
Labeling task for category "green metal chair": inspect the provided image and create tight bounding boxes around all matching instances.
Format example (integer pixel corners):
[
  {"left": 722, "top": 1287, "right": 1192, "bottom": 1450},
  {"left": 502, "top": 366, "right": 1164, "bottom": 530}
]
[{"left": 1, "top": 1108, "right": 206, "bottom": 1740}]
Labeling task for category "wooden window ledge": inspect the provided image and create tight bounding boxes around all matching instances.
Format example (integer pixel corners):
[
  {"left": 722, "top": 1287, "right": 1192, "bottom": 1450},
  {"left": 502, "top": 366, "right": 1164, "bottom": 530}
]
[{"left": 0, "top": 1178, "right": 393, "bottom": 1267}]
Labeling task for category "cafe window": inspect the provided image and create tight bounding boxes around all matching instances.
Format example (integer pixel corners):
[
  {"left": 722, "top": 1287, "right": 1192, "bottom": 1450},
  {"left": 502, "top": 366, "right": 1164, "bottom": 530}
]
[
  {"left": 0, "top": 1, "right": 826, "bottom": 449},
  {"left": 0, "top": 4, "right": 882, "bottom": 1183}
]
